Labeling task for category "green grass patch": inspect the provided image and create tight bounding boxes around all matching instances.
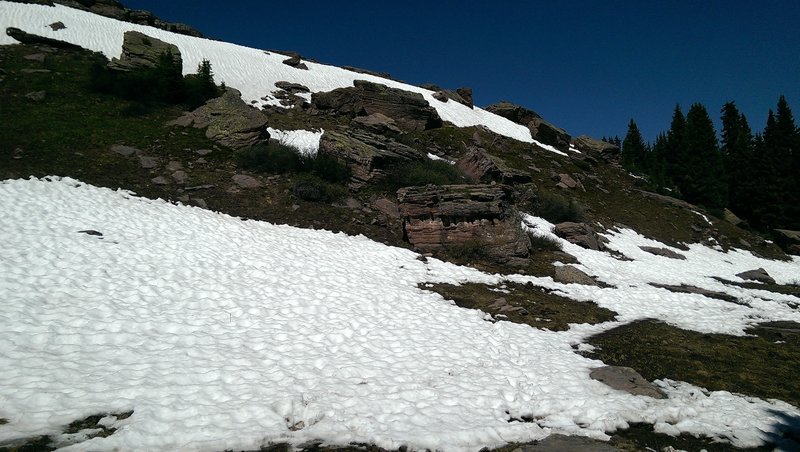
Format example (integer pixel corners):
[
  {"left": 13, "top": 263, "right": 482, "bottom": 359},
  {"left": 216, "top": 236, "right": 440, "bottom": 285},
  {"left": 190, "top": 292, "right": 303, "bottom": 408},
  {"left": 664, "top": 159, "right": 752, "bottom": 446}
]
[
  {"left": 588, "top": 319, "right": 800, "bottom": 408},
  {"left": 424, "top": 282, "right": 616, "bottom": 331}
]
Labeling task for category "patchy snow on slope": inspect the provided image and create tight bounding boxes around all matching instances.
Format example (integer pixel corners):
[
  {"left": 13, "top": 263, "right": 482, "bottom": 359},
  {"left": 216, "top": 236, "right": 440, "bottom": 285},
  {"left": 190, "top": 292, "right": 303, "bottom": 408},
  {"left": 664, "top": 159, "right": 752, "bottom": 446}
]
[
  {"left": 1, "top": 177, "right": 799, "bottom": 452},
  {"left": 0, "top": 2, "right": 566, "bottom": 153},
  {"left": 266, "top": 127, "right": 323, "bottom": 157},
  {"left": 519, "top": 214, "right": 800, "bottom": 335}
]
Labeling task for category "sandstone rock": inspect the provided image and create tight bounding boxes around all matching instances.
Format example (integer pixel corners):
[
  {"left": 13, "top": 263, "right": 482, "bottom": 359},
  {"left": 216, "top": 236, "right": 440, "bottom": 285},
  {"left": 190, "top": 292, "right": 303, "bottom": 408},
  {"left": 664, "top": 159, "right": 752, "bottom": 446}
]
[
  {"left": 317, "top": 129, "right": 422, "bottom": 189},
  {"left": 108, "top": 31, "right": 181, "bottom": 72},
  {"left": 397, "top": 184, "right": 531, "bottom": 262},
  {"left": 456, "top": 147, "right": 531, "bottom": 184},
  {"left": 232, "top": 174, "right": 262, "bottom": 189},
  {"left": 432, "top": 88, "right": 472, "bottom": 108},
  {"left": 485, "top": 101, "right": 571, "bottom": 150},
  {"left": 557, "top": 173, "right": 577, "bottom": 189},
  {"left": 282, "top": 55, "right": 308, "bottom": 70},
  {"left": 590, "top": 366, "right": 666, "bottom": 399},
  {"left": 553, "top": 222, "right": 604, "bottom": 251},
  {"left": 572, "top": 135, "right": 620, "bottom": 162},
  {"left": 736, "top": 268, "right": 776, "bottom": 285},
  {"left": 169, "top": 88, "right": 269, "bottom": 149},
  {"left": 312, "top": 80, "right": 442, "bottom": 131},
  {"left": 373, "top": 198, "right": 401, "bottom": 218},
  {"left": 110, "top": 144, "right": 140, "bottom": 157},
  {"left": 351, "top": 113, "right": 401, "bottom": 134},
  {"left": 639, "top": 246, "right": 686, "bottom": 260},
  {"left": 553, "top": 265, "right": 598, "bottom": 286}
]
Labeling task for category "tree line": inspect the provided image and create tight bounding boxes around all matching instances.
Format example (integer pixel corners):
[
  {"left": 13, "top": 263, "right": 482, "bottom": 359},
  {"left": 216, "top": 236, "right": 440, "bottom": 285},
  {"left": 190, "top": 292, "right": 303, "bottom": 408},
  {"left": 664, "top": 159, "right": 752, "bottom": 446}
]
[{"left": 614, "top": 96, "right": 799, "bottom": 231}]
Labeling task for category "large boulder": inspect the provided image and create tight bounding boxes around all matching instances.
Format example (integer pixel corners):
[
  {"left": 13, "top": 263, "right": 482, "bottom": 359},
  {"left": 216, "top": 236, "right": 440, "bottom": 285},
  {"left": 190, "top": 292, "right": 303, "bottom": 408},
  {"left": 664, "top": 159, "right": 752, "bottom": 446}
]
[
  {"left": 590, "top": 366, "right": 666, "bottom": 399},
  {"left": 317, "top": 129, "right": 423, "bottom": 189},
  {"left": 108, "top": 31, "right": 181, "bottom": 72},
  {"left": 572, "top": 135, "right": 620, "bottom": 162},
  {"left": 312, "top": 80, "right": 442, "bottom": 131},
  {"left": 431, "top": 87, "right": 473, "bottom": 108},
  {"left": 456, "top": 147, "right": 531, "bottom": 184},
  {"left": 168, "top": 88, "right": 269, "bottom": 149},
  {"left": 485, "top": 101, "right": 571, "bottom": 151},
  {"left": 774, "top": 229, "right": 800, "bottom": 255},
  {"left": 397, "top": 184, "right": 531, "bottom": 262},
  {"left": 553, "top": 222, "right": 605, "bottom": 251}
]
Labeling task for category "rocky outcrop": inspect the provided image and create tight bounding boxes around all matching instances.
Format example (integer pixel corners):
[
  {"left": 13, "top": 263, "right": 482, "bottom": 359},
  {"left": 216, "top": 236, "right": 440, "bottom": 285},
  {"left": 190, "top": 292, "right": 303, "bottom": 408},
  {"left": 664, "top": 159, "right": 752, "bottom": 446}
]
[
  {"left": 168, "top": 88, "right": 269, "bottom": 149},
  {"left": 456, "top": 147, "right": 531, "bottom": 184},
  {"left": 317, "top": 129, "right": 423, "bottom": 189},
  {"left": 572, "top": 135, "right": 620, "bottom": 162},
  {"left": 431, "top": 87, "right": 473, "bottom": 108},
  {"left": 108, "top": 31, "right": 181, "bottom": 72},
  {"left": 6, "top": 27, "right": 83, "bottom": 50},
  {"left": 282, "top": 55, "right": 308, "bottom": 70},
  {"left": 650, "top": 283, "right": 742, "bottom": 304},
  {"left": 351, "top": 113, "right": 401, "bottom": 134},
  {"left": 271, "top": 81, "right": 310, "bottom": 108},
  {"left": 485, "top": 101, "right": 571, "bottom": 151},
  {"left": 8, "top": 0, "right": 203, "bottom": 37},
  {"left": 397, "top": 184, "right": 531, "bottom": 262},
  {"left": 590, "top": 366, "right": 666, "bottom": 399},
  {"left": 312, "top": 80, "right": 442, "bottom": 131},
  {"left": 553, "top": 222, "right": 605, "bottom": 251}
]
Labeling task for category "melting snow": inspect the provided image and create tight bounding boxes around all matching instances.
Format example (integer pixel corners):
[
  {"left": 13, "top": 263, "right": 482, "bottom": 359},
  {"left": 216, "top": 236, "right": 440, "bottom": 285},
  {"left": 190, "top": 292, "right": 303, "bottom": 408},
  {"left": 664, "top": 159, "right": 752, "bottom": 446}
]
[
  {"left": 266, "top": 127, "right": 324, "bottom": 157},
  {"left": 0, "top": 177, "right": 798, "bottom": 451}
]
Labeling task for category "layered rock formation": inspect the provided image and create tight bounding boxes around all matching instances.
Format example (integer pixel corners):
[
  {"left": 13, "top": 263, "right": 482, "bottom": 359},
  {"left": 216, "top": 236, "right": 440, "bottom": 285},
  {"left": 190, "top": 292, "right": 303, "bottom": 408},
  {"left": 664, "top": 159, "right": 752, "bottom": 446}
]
[
  {"left": 397, "top": 184, "right": 531, "bottom": 262},
  {"left": 486, "top": 101, "right": 571, "bottom": 151},
  {"left": 108, "top": 31, "right": 181, "bottom": 71}
]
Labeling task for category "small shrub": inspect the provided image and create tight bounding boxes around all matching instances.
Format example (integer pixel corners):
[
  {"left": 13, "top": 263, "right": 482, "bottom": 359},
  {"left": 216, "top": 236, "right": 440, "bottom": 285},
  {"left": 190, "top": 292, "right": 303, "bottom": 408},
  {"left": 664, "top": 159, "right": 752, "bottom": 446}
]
[
  {"left": 528, "top": 233, "right": 563, "bottom": 251},
  {"left": 380, "top": 160, "right": 465, "bottom": 191},
  {"left": 536, "top": 192, "right": 585, "bottom": 224},
  {"left": 447, "top": 240, "right": 487, "bottom": 261},
  {"left": 573, "top": 158, "right": 593, "bottom": 172},
  {"left": 312, "top": 154, "right": 350, "bottom": 183},
  {"left": 292, "top": 175, "right": 347, "bottom": 203},
  {"left": 236, "top": 142, "right": 309, "bottom": 174}
]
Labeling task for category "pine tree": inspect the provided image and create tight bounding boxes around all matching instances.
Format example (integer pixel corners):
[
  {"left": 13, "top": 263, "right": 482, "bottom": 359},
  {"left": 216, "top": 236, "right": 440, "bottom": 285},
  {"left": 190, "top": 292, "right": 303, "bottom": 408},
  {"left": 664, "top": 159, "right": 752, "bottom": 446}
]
[
  {"left": 682, "top": 103, "right": 726, "bottom": 208},
  {"left": 665, "top": 105, "right": 688, "bottom": 193},
  {"left": 767, "top": 95, "right": 799, "bottom": 227},
  {"left": 720, "top": 102, "right": 753, "bottom": 218},
  {"left": 622, "top": 119, "right": 647, "bottom": 173}
]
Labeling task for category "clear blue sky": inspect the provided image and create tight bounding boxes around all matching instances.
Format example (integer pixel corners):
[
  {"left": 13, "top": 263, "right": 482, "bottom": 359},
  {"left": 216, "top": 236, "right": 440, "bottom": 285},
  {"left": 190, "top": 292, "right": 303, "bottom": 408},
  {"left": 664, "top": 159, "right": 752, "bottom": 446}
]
[{"left": 124, "top": 0, "right": 799, "bottom": 142}]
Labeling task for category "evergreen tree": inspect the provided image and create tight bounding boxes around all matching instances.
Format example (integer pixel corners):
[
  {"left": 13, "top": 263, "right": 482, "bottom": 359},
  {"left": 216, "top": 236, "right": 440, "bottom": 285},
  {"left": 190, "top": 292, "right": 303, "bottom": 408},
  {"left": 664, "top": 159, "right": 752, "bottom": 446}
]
[
  {"left": 649, "top": 132, "right": 671, "bottom": 191},
  {"left": 682, "top": 103, "right": 726, "bottom": 208},
  {"left": 665, "top": 105, "right": 688, "bottom": 193},
  {"left": 622, "top": 119, "right": 647, "bottom": 173},
  {"left": 765, "top": 95, "right": 799, "bottom": 227},
  {"left": 720, "top": 102, "right": 754, "bottom": 217}
]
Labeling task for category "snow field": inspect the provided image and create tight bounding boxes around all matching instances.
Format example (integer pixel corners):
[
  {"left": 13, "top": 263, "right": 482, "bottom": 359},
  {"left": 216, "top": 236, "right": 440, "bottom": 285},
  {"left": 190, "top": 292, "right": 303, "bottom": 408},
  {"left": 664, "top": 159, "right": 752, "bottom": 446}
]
[
  {"left": 266, "top": 127, "right": 324, "bottom": 156},
  {"left": 0, "top": 177, "right": 798, "bottom": 451},
  {"left": 0, "top": 2, "right": 562, "bottom": 154}
]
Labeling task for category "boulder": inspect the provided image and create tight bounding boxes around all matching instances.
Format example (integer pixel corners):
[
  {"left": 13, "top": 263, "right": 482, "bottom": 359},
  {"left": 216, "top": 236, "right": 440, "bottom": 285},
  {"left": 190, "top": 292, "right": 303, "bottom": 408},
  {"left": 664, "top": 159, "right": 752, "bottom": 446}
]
[
  {"left": 317, "top": 129, "right": 423, "bottom": 189},
  {"left": 312, "top": 80, "right": 442, "bottom": 131},
  {"left": 108, "top": 31, "right": 181, "bottom": 72},
  {"left": 110, "top": 144, "right": 140, "bottom": 157},
  {"left": 274, "top": 81, "right": 310, "bottom": 93},
  {"left": 282, "top": 55, "right": 308, "bottom": 70},
  {"left": 639, "top": 246, "right": 686, "bottom": 260},
  {"left": 553, "top": 265, "right": 598, "bottom": 286},
  {"left": 553, "top": 222, "right": 605, "bottom": 251},
  {"left": 432, "top": 88, "right": 472, "bottom": 108},
  {"left": 342, "top": 65, "right": 394, "bottom": 81},
  {"left": 736, "top": 268, "right": 776, "bottom": 285},
  {"left": 456, "top": 147, "right": 532, "bottom": 184},
  {"left": 456, "top": 87, "right": 473, "bottom": 108},
  {"left": 723, "top": 208, "right": 744, "bottom": 227},
  {"left": 485, "top": 101, "right": 571, "bottom": 151},
  {"left": 556, "top": 173, "right": 578, "bottom": 189},
  {"left": 397, "top": 184, "right": 531, "bottom": 261},
  {"left": 590, "top": 366, "right": 666, "bottom": 399},
  {"left": 572, "top": 135, "right": 620, "bottom": 162},
  {"left": 5, "top": 27, "right": 83, "bottom": 50},
  {"left": 232, "top": 174, "right": 262, "bottom": 189},
  {"left": 168, "top": 88, "right": 269, "bottom": 149},
  {"left": 774, "top": 229, "right": 800, "bottom": 255},
  {"left": 513, "top": 434, "right": 623, "bottom": 452}
]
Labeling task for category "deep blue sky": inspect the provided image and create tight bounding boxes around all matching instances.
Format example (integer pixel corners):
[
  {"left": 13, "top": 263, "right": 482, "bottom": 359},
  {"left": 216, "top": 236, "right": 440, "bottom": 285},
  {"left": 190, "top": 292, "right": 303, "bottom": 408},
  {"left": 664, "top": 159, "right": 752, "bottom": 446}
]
[{"left": 124, "top": 0, "right": 799, "bottom": 142}]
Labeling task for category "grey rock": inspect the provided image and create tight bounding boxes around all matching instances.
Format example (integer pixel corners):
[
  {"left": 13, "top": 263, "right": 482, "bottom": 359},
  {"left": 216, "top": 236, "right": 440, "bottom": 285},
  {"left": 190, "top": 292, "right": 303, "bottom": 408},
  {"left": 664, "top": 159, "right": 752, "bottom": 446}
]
[
  {"left": 590, "top": 366, "right": 667, "bottom": 399},
  {"left": 166, "top": 161, "right": 183, "bottom": 171},
  {"left": 553, "top": 222, "right": 605, "bottom": 251},
  {"left": 515, "top": 434, "right": 622, "bottom": 451},
  {"left": 773, "top": 229, "right": 800, "bottom": 255},
  {"left": 192, "top": 198, "right": 208, "bottom": 209},
  {"left": 351, "top": 112, "right": 401, "bottom": 134},
  {"left": 172, "top": 170, "right": 188, "bottom": 184},
  {"left": 24, "top": 91, "right": 46, "bottom": 101},
  {"left": 724, "top": 208, "right": 744, "bottom": 226},
  {"left": 139, "top": 156, "right": 158, "bottom": 169},
  {"left": 650, "top": 283, "right": 742, "bottom": 304},
  {"left": 553, "top": 265, "right": 598, "bottom": 286},
  {"left": 485, "top": 101, "right": 571, "bottom": 151},
  {"left": 274, "top": 81, "right": 310, "bottom": 93},
  {"left": 151, "top": 176, "right": 169, "bottom": 185},
  {"left": 195, "top": 149, "right": 213, "bottom": 156},
  {"left": 23, "top": 53, "right": 46, "bottom": 62},
  {"left": 49, "top": 21, "right": 66, "bottom": 31},
  {"left": 372, "top": 198, "right": 401, "bottom": 219},
  {"left": 232, "top": 174, "right": 262, "bottom": 189},
  {"left": 110, "top": 144, "right": 140, "bottom": 157},
  {"left": 108, "top": 31, "right": 181, "bottom": 72},
  {"left": 282, "top": 55, "right": 308, "bottom": 70},
  {"left": 572, "top": 135, "right": 620, "bottom": 162},
  {"left": 6, "top": 27, "right": 83, "bottom": 50},
  {"left": 557, "top": 173, "right": 577, "bottom": 189},
  {"left": 640, "top": 246, "right": 687, "bottom": 260},
  {"left": 169, "top": 88, "right": 269, "bottom": 149},
  {"left": 736, "top": 268, "right": 776, "bottom": 285}
]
